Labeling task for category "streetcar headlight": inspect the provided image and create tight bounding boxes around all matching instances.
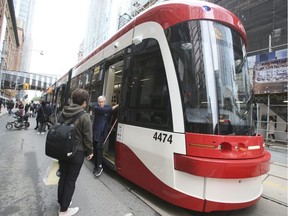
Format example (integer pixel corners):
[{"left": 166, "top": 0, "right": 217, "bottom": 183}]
[
  {"left": 218, "top": 142, "right": 232, "bottom": 151},
  {"left": 237, "top": 143, "right": 247, "bottom": 151}
]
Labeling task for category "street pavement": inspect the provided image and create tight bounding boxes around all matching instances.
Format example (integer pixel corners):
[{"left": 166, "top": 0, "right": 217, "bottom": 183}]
[
  {"left": 0, "top": 107, "right": 158, "bottom": 216},
  {"left": 0, "top": 107, "right": 287, "bottom": 215}
]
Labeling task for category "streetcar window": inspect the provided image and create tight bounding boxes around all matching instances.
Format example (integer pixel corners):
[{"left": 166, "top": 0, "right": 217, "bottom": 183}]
[
  {"left": 71, "top": 77, "right": 79, "bottom": 91},
  {"left": 83, "top": 69, "right": 92, "bottom": 86},
  {"left": 167, "top": 20, "right": 253, "bottom": 136},
  {"left": 89, "top": 63, "right": 104, "bottom": 113},
  {"left": 91, "top": 65, "right": 103, "bottom": 83},
  {"left": 125, "top": 39, "right": 172, "bottom": 131}
]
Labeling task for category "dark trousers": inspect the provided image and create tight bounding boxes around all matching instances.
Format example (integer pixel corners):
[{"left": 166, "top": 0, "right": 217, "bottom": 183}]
[
  {"left": 93, "top": 132, "right": 105, "bottom": 168},
  {"left": 38, "top": 121, "right": 46, "bottom": 133},
  {"left": 35, "top": 119, "right": 39, "bottom": 128},
  {"left": 58, "top": 150, "right": 84, "bottom": 211}
]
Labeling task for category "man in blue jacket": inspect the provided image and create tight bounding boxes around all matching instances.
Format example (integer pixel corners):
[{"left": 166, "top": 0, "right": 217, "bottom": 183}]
[{"left": 92, "top": 95, "right": 118, "bottom": 177}]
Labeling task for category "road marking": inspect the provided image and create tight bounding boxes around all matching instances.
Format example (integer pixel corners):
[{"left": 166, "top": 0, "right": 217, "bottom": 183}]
[
  {"left": 43, "top": 160, "right": 59, "bottom": 185},
  {"left": 264, "top": 180, "right": 288, "bottom": 190}
]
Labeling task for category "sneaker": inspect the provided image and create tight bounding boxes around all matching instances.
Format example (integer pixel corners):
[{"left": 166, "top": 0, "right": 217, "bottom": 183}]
[
  {"left": 92, "top": 167, "right": 97, "bottom": 174},
  {"left": 58, "top": 207, "right": 79, "bottom": 216},
  {"left": 94, "top": 167, "right": 103, "bottom": 177},
  {"left": 36, "top": 132, "right": 40, "bottom": 134},
  {"left": 41, "top": 132, "right": 46, "bottom": 135}
]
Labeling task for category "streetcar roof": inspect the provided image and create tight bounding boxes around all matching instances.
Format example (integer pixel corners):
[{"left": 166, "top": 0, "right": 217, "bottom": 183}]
[{"left": 74, "top": 0, "right": 246, "bottom": 70}]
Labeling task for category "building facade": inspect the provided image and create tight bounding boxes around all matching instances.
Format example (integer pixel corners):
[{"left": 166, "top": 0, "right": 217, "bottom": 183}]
[
  {"left": 13, "top": 0, "right": 36, "bottom": 72},
  {"left": 0, "top": 0, "right": 19, "bottom": 97}
]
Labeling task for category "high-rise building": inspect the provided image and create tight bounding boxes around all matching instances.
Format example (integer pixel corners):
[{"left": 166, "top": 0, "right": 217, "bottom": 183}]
[
  {"left": 82, "top": 0, "right": 121, "bottom": 57},
  {"left": 13, "top": 0, "right": 36, "bottom": 72},
  {"left": 207, "top": 0, "right": 287, "bottom": 55},
  {"left": 82, "top": 0, "right": 159, "bottom": 57}
]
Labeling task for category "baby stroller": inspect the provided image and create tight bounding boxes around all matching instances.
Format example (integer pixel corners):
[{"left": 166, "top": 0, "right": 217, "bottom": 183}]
[{"left": 6, "top": 110, "right": 30, "bottom": 130}]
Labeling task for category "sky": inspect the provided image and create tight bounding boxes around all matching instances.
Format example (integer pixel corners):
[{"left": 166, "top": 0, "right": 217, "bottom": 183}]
[{"left": 29, "top": 0, "right": 89, "bottom": 76}]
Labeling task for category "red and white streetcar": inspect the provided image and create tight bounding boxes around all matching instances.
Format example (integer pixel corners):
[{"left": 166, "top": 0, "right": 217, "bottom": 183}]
[{"left": 44, "top": 0, "right": 271, "bottom": 212}]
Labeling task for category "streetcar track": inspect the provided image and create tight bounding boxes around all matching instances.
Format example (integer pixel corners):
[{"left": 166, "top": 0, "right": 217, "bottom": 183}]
[
  {"left": 266, "top": 173, "right": 288, "bottom": 181},
  {"left": 261, "top": 194, "right": 288, "bottom": 207},
  {"left": 271, "top": 162, "right": 288, "bottom": 168}
]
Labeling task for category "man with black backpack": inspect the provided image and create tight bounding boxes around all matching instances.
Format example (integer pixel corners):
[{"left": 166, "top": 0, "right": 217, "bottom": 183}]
[{"left": 56, "top": 88, "right": 93, "bottom": 216}]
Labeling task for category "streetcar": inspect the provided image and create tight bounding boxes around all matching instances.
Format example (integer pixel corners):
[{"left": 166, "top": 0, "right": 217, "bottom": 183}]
[{"left": 43, "top": 0, "right": 271, "bottom": 212}]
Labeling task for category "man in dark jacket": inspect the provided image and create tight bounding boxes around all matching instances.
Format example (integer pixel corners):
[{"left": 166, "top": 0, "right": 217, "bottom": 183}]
[
  {"left": 7, "top": 100, "right": 15, "bottom": 115},
  {"left": 36, "top": 101, "right": 49, "bottom": 134},
  {"left": 57, "top": 88, "right": 93, "bottom": 216},
  {"left": 92, "top": 95, "right": 118, "bottom": 177}
]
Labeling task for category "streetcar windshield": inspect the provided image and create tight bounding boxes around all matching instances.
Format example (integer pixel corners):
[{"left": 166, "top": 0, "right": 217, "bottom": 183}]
[{"left": 166, "top": 20, "right": 254, "bottom": 135}]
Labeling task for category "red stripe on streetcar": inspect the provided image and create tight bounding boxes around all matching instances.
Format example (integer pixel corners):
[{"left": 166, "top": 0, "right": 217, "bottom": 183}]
[
  {"left": 174, "top": 151, "right": 271, "bottom": 178},
  {"left": 186, "top": 133, "right": 268, "bottom": 159}
]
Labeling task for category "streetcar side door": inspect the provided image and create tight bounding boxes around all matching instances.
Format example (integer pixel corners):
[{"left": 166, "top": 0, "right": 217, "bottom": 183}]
[{"left": 101, "top": 49, "right": 127, "bottom": 170}]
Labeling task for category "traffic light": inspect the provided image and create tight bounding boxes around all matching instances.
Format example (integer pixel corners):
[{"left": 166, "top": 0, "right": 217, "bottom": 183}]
[
  {"left": 24, "top": 83, "right": 30, "bottom": 90},
  {"left": 48, "top": 87, "right": 53, "bottom": 94}
]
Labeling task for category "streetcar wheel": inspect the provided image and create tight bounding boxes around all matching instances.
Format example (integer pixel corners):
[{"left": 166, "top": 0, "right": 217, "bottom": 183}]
[{"left": 6, "top": 123, "right": 13, "bottom": 130}]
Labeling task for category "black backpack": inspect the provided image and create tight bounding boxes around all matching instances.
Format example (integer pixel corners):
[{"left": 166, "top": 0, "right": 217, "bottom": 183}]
[{"left": 45, "top": 111, "right": 85, "bottom": 160}]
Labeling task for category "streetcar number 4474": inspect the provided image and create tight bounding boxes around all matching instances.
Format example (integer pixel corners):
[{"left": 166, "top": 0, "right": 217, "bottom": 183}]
[{"left": 153, "top": 132, "right": 173, "bottom": 144}]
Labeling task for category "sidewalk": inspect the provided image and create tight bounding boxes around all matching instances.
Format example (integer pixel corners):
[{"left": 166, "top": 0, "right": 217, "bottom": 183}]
[
  {"left": 0, "top": 107, "right": 8, "bottom": 117},
  {"left": 266, "top": 140, "right": 288, "bottom": 151}
]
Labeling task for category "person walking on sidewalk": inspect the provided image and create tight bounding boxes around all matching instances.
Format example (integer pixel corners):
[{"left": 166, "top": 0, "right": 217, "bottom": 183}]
[
  {"left": 268, "top": 116, "right": 276, "bottom": 142},
  {"left": 92, "top": 95, "right": 118, "bottom": 177},
  {"left": 0, "top": 98, "right": 3, "bottom": 113},
  {"left": 37, "top": 101, "right": 49, "bottom": 135},
  {"left": 57, "top": 88, "right": 93, "bottom": 216},
  {"left": 7, "top": 99, "right": 14, "bottom": 115}
]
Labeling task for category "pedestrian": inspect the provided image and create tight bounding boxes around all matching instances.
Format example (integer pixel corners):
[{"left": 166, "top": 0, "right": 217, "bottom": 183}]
[
  {"left": 37, "top": 101, "right": 49, "bottom": 134},
  {"left": 45, "top": 101, "right": 53, "bottom": 130},
  {"left": 7, "top": 99, "right": 14, "bottom": 115},
  {"left": 92, "top": 95, "right": 118, "bottom": 177},
  {"left": 0, "top": 98, "right": 2, "bottom": 113},
  {"left": 57, "top": 88, "right": 93, "bottom": 216},
  {"left": 268, "top": 116, "right": 276, "bottom": 142},
  {"left": 18, "top": 101, "right": 24, "bottom": 115},
  {"left": 24, "top": 102, "right": 30, "bottom": 114},
  {"left": 34, "top": 102, "right": 41, "bottom": 130},
  {"left": 30, "top": 101, "right": 35, "bottom": 116}
]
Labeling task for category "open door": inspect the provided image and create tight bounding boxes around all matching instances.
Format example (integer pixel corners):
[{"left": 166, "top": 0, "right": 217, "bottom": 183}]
[{"left": 102, "top": 51, "right": 124, "bottom": 170}]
